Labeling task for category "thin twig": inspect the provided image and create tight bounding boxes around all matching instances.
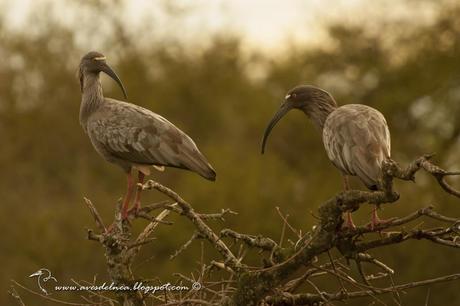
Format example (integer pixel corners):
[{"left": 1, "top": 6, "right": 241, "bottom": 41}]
[
  {"left": 143, "top": 180, "right": 240, "bottom": 269},
  {"left": 83, "top": 198, "right": 106, "bottom": 232},
  {"left": 170, "top": 232, "right": 202, "bottom": 260},
  {"left": 267, "top": 273, "right": 460, "bottom": 305},
  {"left": 8, "top": 286, "right": 26, "bottom": 306}
]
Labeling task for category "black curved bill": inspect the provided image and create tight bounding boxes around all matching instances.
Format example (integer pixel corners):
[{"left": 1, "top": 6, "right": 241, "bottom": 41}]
[
  {"left": 261, "top": 102, "right": 292, "bottom": 154},
  {"left": 101, "top": 63, "right": 128, "bottom": 99}
]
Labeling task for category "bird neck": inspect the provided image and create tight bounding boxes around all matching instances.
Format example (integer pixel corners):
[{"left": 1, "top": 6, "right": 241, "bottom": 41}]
[
  {"left": 301, "top": 96, "right": 338, "bottom": 130},
  {"left": 80, "top": 73, "right": 104, "bottom": 126}
]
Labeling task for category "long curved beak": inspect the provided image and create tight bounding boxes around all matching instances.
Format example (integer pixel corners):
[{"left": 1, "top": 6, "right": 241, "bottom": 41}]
[
  {"left": 101, "top": 63, "right": 128, "bottom": 99},
  {"left": 261, "top": 102, "right": 292, "bottom": 154}
]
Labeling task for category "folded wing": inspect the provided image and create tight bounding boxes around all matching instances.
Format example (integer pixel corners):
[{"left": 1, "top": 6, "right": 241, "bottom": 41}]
[
  {"left": 323, "top": 104, "right": 390, "bottom": 189},
  {"left": 87, "top": 99, "right": 216, "bottom": 181}
]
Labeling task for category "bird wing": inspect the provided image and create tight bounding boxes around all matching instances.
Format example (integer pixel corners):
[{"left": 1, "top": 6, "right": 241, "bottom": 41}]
[
  {"left": 87, "top": 99, "right": 216, "bottom": 180},
  {"left": 322, "top": 104, "right": 390, "bottom": 189}
]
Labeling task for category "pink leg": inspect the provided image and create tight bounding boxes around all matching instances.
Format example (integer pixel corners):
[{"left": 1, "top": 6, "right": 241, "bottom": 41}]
[
  {"left": 371, "top": 206, "right": 379, "bottom": 229},
  {"left": 132, "top": 171, "right": 145, "bottom": 213},
  {"left": 345, "top": 211, "right": 356, "bottom": 230},
  {"left": 369, "top": 205, "right": 393, "bottom": 230},
  {"left": 343, "top": 175, "right": 350, "bottom": 190},
  {"left": 121, "top": 171, "right": 134, "bottom": 220},
  {"left": 342, "top": 175, "right": 356, "bottom": 230}
]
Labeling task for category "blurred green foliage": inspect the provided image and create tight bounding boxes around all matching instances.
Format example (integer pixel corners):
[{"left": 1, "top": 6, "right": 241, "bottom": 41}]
[{"left": 1, "top": 1, "right": 460, "bottom": 305}]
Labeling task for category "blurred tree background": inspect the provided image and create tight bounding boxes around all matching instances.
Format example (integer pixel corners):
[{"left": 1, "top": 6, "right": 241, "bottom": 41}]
[{"left": 1, "top": 0, "right": 460, "bottom": 305}]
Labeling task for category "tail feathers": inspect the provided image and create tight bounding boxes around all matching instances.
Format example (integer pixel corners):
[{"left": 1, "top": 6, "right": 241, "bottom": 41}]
[
  {"left": 202, "top": 166, "right": 216, "bottom": 181},
  {"left": 367, "top": 184, "right": 379, "bottom": 191},
  {"left": 354, "top": 161, "right": 382, "bottom": 191},
  {"left": 181, "top": 147, "right": 216, "bottom": 181},
  {"left": 193, "top": 160, "right": 216, "bottom": 181},
  {"left": 358, "top": 173, "right": 382, "bottom": 191}
]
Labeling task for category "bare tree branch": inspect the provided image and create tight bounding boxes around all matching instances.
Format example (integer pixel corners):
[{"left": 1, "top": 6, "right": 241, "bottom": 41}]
[
  {"left": 230, "top": 155, "right": 460, "bottom": 305},
  {"left": 8, "top": 286, "right": 25, "bottom": 306},
  {"left": 84, "top": 197, "right": 106, "bottom": 232},
  {"left": 265, "top": 273, "right": 460, "bottom": 305},
  {"left": 143, "top": 180, "right": 241, "bottom": 269},
  {"left": 24, "top": 154, "right": 456, "bottom": 306},
  {"left": 220, "top": 229, "right": 278, "bottom": 251}
]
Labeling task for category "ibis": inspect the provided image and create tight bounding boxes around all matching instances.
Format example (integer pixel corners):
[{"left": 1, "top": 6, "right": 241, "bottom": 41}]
[
  {"left": 78, "top": 51, "right": 216, "bottom": 220},
  {"left": 261, "top": 85, "right": 391, "bottom": 230}
]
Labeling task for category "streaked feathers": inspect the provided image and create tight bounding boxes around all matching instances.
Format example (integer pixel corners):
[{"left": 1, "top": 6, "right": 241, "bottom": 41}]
[
  {"left": 86, "top": 98, "right": 216, "bottom": 181},
  {"left": 323, "top": 104, "right": 390, "bottom": 189}
]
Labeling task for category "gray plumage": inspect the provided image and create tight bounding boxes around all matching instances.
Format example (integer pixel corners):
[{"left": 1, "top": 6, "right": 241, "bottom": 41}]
[
  {"left": 78, "top": 51, "right": 215, "bottom": 181},
  {"left": 261, "top": 85, "right": 391, "bottom": 191},
  {"left": 323, "top": 104, "right": 390, "bottom": 190}
]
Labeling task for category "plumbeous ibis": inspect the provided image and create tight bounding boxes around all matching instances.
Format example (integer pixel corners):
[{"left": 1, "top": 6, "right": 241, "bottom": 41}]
[
  {"left": 78, "top": 51, "right": 216, "bottom": 219},
  {"left": 261, "top": 85, "right": 391, "bottom": 229}
]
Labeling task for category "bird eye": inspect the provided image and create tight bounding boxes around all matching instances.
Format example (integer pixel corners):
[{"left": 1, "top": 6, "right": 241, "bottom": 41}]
[{"left": 291, "top": 93, "right": 297, "bottom": 98}]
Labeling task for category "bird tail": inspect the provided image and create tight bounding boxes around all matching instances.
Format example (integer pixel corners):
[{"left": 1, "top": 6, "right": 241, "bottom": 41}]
[
  {"left": 192, "top": 158, "right": 217, "bottom": 181},
  {"left": 194, "top": 156, "right": 217, "bottom": 181},
  {"left": 201, "top": 165, "right": 217, "bottom": 181},
  {"left": 181, "top": 147, "right": 216, "bottom": 181}
]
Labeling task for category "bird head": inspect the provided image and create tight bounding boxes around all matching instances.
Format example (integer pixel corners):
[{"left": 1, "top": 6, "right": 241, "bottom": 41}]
[
  {"left": 261, "top": 85, "right": 337, "bottom": 154},
  {"left": 78, "top": 51, "right": 127, "bottom": 99}
]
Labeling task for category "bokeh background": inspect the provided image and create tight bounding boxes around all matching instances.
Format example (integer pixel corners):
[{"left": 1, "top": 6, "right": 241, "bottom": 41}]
[{"left": 1, "top": 0, "right": 460, "bottom": 305}]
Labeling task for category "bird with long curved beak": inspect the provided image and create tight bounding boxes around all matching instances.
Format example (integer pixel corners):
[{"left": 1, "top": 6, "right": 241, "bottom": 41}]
[
  {"left": 261, "top": 85, "right": 392, "bottom": 230},
  {"left": 78, "top": 52, "right": 216, "bottom": 221}
]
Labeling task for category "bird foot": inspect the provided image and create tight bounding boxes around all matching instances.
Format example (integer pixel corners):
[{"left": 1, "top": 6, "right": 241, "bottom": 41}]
[
  {"left": 104, "top": 223, "right": 116, "bottom": 234},
  {"left": 341, "top": 212, "right": 357, "bottom": 231},
  {"left": 127, "top": 202, "right": 141, "bottom": 216},
  {"left": 104, "top": 220, "right": 129, "bottom": 234},
  {"left": 367, "top": 217, "right": 396, "bottom": 231},
  {"left": 341, "top": 219, "right": 357, "bottom": 231},
  {"left": 122, "top": 210, "right": 130, "bottom": 220}
]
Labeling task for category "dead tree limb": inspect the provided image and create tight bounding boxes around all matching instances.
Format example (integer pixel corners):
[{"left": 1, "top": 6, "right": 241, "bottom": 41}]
[
  {"left": 19, "top": 154, "right": 456, "bottom": 305},
  {"left": 142, "top": 180, "right": 241, "bottom": 269},
  {"left": 230, "top": 155, "right": 460, "bottom": 305}
]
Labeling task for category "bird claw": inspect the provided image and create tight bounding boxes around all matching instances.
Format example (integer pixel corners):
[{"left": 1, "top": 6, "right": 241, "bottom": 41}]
[
  {"left": 367, "top": 217, "right": 396, "bottom": 231},
  {"left": 341, "top": 222, "right": 357, "bottom": 231},
  {"left": 122, "top": 210, "right": 130, "bottom": 220},
  {"left": 341, "top": 218, "right": 357, "bottom": 231},
  {"left": 341, "top": 212, "right": 356, "bottom": 231},
  {"left": 105, "top": 223, "right": 116, "bottom": 234},
  {"left": 127, "top": 202, "right": 141, "bottom": 216}
]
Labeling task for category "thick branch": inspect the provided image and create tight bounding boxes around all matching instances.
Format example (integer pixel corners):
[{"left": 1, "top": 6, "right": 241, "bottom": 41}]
[
  {"left": 385, "top": 155, "right": 460, "bottom": 198},
  {"left": 231, "top": 154, "right": 460, "bottom": 305},
  {"left": 220, "top": 229, "right": 278, "bottom": 251}
]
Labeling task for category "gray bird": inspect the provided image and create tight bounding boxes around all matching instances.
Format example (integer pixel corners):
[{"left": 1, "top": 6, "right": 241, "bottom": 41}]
[
  {"left": 78, "top": 51, "right": 216, "bottom": 219},
  {"left": 261, "top": 85, "right": 391, "bottom": 229}
]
